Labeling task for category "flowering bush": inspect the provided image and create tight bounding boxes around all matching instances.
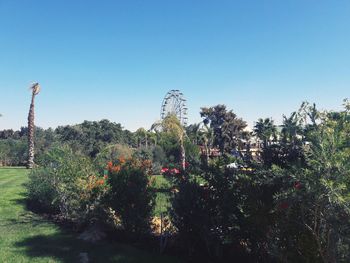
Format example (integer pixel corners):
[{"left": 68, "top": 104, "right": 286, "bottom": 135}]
[
  {"left": 27, "top": 146, "right": 104, "bottom": 226},
  {"left": 106, "top": 157, "right": 155, "bottom": 237},
  {"left": 161, "top": 167, "right": 181, "bottom": 176},
  {"left": 94, "top": 144, "right": 134, "bottom": 174},
  {"left": 267, "top": 108, "right": 350, "bottom": 262},
  {"left": 77, "top": 174, "right": 109, "bottom": 226}
]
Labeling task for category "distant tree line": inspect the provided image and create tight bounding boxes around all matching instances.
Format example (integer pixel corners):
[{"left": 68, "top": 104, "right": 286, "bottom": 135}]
[
  {"left": 0, "top": 120, "right": 133, "bottom": 166},
  {"left": 0, "top": 118, "right": 198, "bottom": 170}
]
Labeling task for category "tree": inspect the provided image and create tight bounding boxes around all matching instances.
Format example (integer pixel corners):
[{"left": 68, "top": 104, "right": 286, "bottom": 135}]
[
  {"left": 254, "top": 118, "right": 277, "bottom": 149},
  {"left": 147, "top": 131, "right": 158, "bottom": 146},
  {"left": 200, "top": 105, "right": 247, "bottom": 154},
  {"left": 198, "top": 123, "right": 214, "bottom": 165},
  {"left": 151, "top": 114, "right": 187, "bottom": 170},
  {"left": 55, "top": 120, "right": 132, "bottom": 157},
  {"left": 271, "top": 103, "right": 350, "bottom": 262},
  {"left": 185, "top": 123, "right": 201, "bottom": 145},
  {"left": 135, "top": 128, "right": 149, "bottom": 148},
  {"left": 253, "top": 118, "right": 280, "bottom": 166},
  {"left": 280, "top": 112, "right": 304, "bottom": 166},
  {"left": 281, "top": 112, "right": 302, "bottom": 144},
  {"left": 27, "top": 83, "right": 40, "bottom": 169}
]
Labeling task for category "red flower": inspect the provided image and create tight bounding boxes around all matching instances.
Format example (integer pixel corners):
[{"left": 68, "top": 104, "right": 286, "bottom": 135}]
[
  {"left": 111, "top": 165, "right": 121, "bottom": 173},
  {"left": 171, "top": 168, "right": 180, "bottom": 174},
  {"left": 97, "top": 179, "right": 105, "bottom": 185},
  {"left": 119, "top": 156, "right": 126, "bottom": 164},
  {"left": 294, "top": 181, "right": 302, "bottom": 190},
  {"left": 161, "top": 167, "right": 169, "bottom": 174},
  {"left": 279, "top": 202, "right": 289, "bottom": 210}
]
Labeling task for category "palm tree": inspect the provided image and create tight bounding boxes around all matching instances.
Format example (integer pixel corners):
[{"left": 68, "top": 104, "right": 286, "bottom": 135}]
[
  {"left": 253, "top": 118, "right": 277, "bottom": 149},
  {"left": 280, "top": 112, "right": 305, "bottom": 165},
  {"left": 282, "top": 112, "right": 302, "bottom": 144},
  {"left": 185, "top": 123, "right": 201, "bottom": 144},
  {"left": 199, "top": 123, "right": 214, "bottom": 165},
  {"left": 27, "top": 83, "right": 41, "bottom": 169},
  {"left": 135, "top": 128, "right": 148, "bottom": 148},
  {"left": 151, "top": 114, "right": 186, "bottom": 170},
  {"left": 148, "top": 131, "right": 158, "bottom": 146},
  {"left": 200, "top": 105, "right": 247, "bottom": 154}
]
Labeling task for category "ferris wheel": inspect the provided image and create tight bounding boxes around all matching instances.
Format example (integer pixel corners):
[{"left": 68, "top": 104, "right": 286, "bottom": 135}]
[{"left": 160, "top": 90, "right": 188, "bottom": 126}]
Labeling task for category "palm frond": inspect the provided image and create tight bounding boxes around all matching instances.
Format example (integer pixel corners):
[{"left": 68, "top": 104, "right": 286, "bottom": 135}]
[{"left": 29, "top": 82, "right": 41, "bottom": 95}]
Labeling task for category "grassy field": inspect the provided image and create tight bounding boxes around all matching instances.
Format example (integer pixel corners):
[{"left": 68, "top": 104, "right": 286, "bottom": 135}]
[
  {"left": 0, "top": 168, "right": 181, "bottom": 263},
  {"left": 151, "top": 175, "right": 172, "bottom": 216}
]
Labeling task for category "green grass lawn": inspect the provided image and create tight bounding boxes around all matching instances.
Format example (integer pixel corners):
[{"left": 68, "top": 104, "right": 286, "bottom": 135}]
[
  {"left": 151, "top": 175, "right": 172, "bottom": 216},
  {"left": 0, "top": 168, "right": 181, "bottom": 263}
]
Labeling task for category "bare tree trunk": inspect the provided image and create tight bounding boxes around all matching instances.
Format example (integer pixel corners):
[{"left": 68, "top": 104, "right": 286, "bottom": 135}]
[
  {"left": 27, "top": 94, "right": 35, "bottom": 169},
  {"left": 205, "top": 145, "right": 210, "bottom": 166}
]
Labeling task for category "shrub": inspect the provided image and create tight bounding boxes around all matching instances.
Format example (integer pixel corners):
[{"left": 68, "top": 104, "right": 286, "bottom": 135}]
[
  {"left": 170, "top": 176, "right": 212, "bottom": 258},
  {"left": 106, "top": 157, "right": 155, "bottom": 237},
  {"left": 133, "top": 148, "right": 152, "bottom": 161},
  {"left": 152, "top": 145, "right": 167, "bottom": 165},
  {"left": 77, "top": 174, "right": 109, "bottom": 226},
  {"left": 0, "top": 139, "right": 27, "bottom": 166},
  {"left": 169, "top": 160, "right": 239, "bottom": 260},
  {"left": 94, "top": 144, "right": 133, "bottom": 173},
  {"left": 27, "top": 146, "right": 105, "bottom": 225},
  {"left": 169, "top": 158, "right": 277, "bottom": 262},
  {"left": 27, "top": 167, "right": 58, "bottom": 213}
]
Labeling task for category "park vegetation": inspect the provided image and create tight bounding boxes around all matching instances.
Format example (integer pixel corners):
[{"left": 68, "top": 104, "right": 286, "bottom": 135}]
[{"left": 1, "top": 100, "right": 350, "bottom": 262}]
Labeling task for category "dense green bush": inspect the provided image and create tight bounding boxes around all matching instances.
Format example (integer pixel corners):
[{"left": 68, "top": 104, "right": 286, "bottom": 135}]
[
  {"left": 0, "top": 139, "right": 27, "bottom": 166},
  {"left": 169, "top": 102, "right": 350, "bottom": 262},
  {"left": 56, "top": 120, "right": 136, "bottom": 157},
  {"left": 27, "top": 146, "right": 106, "bottom": 225},
  {"left": 268, "top": 107, "right": 350, "bottom": 262},
  {"left": 170, "top": 176, "right": 212, "bottom": 258},
  {"left": 106, "top": 157, "right": 155, "bottom": 237},
  {"left": 170, "top": 158, "right": 248, "bottom": 261},
  {"left": 27, "top": 167, "right": 58, "bottom": 213}
]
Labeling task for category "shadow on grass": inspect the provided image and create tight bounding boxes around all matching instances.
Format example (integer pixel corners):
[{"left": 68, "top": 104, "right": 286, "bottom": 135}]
[
  {"left": 0, "top": 214, "right": 46, "bottom": 227},
  {"left": 15, "top": 232, "right": 178, "bottom": 263},
  {"left": 11, "top": 192, "right": 28, "bottom": 206},
  {"left": 0, "top": 193, "right": 48, "bottom": 227},
  {"left": 15, "top": 233, "right": 82, "bottom": 262}
]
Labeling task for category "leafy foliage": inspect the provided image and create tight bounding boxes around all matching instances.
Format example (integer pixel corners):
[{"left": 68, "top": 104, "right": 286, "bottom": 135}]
[
  {"left": 200, "top": 104, "right": 248, "bottom": 154},
  {"left": 56, "top": 120, "right": 135, "bottom": 157},
  {"left": 269, "top": 104, "right": 350, "bottom": 262},
  {"left": 106, "top": 157, "right": 155, "bottom": 237},
  {"left": 19, "top": 99, "right": 350, "bottom": 262},
  {"left": 27, "top": 146, "right": 105, "bottom": 226}
]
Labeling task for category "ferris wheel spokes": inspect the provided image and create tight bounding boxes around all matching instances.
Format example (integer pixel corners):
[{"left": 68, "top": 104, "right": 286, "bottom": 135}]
[{"left": 160, "top": 90, "right": 188, "bottom": 126}]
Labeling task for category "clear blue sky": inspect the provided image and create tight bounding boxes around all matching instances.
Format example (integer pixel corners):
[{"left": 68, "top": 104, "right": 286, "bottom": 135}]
[{"left": 1, "top": 0, "right": 349, "bottom": 131}]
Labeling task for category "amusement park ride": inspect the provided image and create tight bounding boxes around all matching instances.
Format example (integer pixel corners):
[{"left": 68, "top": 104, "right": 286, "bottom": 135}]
[{"left": 160, "top": 90, "right": 188, "bottom": 126}]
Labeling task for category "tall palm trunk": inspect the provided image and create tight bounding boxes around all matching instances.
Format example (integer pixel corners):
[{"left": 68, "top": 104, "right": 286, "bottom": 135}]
[
  {"left": 180, "top": 139, "right": 186, "bottom": 170},
  {"left": 145, "top": 133, "right": 148, "bottom": 149},
  {"left": 204, "top": 138, "right": 210, "bottom": 166},
  {"left": 27, "top": 83, "right": 40, "bottom": 169}
]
